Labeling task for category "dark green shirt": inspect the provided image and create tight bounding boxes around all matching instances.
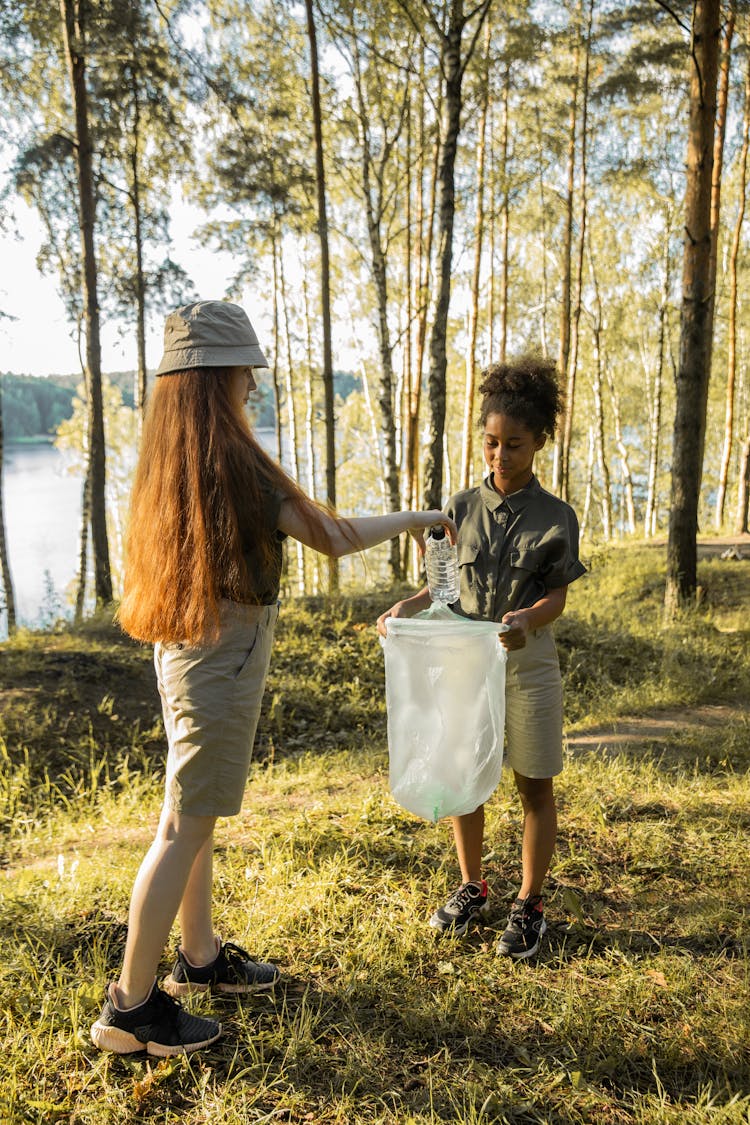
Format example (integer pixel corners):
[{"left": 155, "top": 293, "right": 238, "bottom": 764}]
[{"left": 445, "top": 474, "right": 586, "bottom": 623}]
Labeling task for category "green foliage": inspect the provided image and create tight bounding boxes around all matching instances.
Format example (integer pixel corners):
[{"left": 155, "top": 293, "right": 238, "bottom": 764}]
[{"left": 1, "top": 374, "right": 75, "bottom": 440}]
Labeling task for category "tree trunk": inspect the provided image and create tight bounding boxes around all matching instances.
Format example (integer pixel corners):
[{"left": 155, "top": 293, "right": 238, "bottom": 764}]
[
  {"left": 460, "top": 20, "right": 491, "bottom": 490},
  {"left": 424, "top": 1, "right": 495, "bottom": 511},
  {"left": 536, "top": 107, "right": 549, "bottom": 356},
  {"left": 715, "top": 31, "right": 748, "bottom": 528},
  {"left": 645, "top": 213, "right": 672, "bottom": 537},
  {"left": 60, "top": 0, "right": 112, "bottom": 607},
  {"left": 552, "top": 1, "right": 581, "bottom": 494},
  {"left": 352, "top": 47, "right": 403, "bottom": 581},
  {"left": 75, "top": 461, "right": 91, "bottom": 624},
  {"left": 279, "top": 247, "right": 305, "bottom": 596},
  {"left": 665, "top": 0, "right": 721, "bottom": 617},
  {"left": 705, "top": 1, "right": 735, "bottom": 370},
  {"left": 560, "top": 0, "right": 592, "bottom": 504},
  {"left": 304, "top": 0, "right": 337, "bottom": 591},
  {"left": 588, "top": 246, "right": 612, "bottom": 539},
  {"left": 271, "top": 231, "right": 283, "bottom": 464},
  {"left": 735, "top": 429, "right": 750, "bottom": 534},
  {"left": 130, "top": 70, "right": 148, "bottom": 428},
  {"left": 0, "top": 378, "right": 16, "bottom": 635},
  {"left": 302, "top": 262, "right": 321, "bottom": 594},
  {"left": 498, "top": 61, "right": 511, "bottom": 365}
]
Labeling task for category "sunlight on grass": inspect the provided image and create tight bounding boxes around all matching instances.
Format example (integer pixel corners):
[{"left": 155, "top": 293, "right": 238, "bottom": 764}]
[{"left": 1, "top": 548, "right": 748, "bottom": 1122}]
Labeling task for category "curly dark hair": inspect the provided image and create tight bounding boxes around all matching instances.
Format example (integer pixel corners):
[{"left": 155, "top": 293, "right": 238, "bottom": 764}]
[{"left": 478, "top": 354, "right": 562, "bottom": 439}]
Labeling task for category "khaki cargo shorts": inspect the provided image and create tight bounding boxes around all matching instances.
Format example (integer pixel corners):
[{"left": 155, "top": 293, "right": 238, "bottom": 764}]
[
  {"left": 504, "top": 626, "right": 563, "bottom": 780},
  {"left": 154, "top": 601, "right": 279, "bottom": 817}
]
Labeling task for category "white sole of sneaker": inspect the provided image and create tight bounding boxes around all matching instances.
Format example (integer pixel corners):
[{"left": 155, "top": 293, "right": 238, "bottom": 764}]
[
  {"left": 161, "top": 974, "right": 278, "bottom": 998},
  {"left": 90, "top": 1020, "right": 222, "bottom": 1056}
]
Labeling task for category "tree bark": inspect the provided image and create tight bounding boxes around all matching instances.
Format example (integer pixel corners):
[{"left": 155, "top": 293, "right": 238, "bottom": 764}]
[
  {"left": 304, "top": 0, "right": 337, "bottom": 590},
  {"left": 560, "top": 0, "right": 592, "bottom": 504},
  {"left": 424, "top": 0, "right": 492, "bottom": 511},
  {"left": 552, "top": 0, "right": 581, "bottom": 495},
  {"left": 351, "top": 34, "right": 404, "bottom": 580},
  {"left": 0, "top": 378, "right": 16, "bottom": 635},
  {"left": 645, "top": 213, "right": 672, "bottom": 537},
  {"left": 60, "top": 0, "right": 112, "bottom": 606},
  {"left": 715, "top": 28, "right": 748, "bottom": 528},
  {"left": 460, "top": 20, "right": 491, "bottom": 490},
  {"left": 665, "top": 0, "right": 721, "bottom": 617}
]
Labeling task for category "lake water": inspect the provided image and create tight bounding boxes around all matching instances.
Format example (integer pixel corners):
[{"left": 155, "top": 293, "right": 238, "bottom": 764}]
[
  {"left": 2, "top": 442, "right": 82, "bottom": 628},
  {"left": 1, "top": 429, "right": 280, "bottom": 632}
]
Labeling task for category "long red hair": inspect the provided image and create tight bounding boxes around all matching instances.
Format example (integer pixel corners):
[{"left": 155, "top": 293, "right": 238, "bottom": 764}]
[{"left": 118, "top": 368, "right": 322, "bottom": 644}]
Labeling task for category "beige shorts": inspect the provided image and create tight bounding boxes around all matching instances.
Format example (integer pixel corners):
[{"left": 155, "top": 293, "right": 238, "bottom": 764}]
[
  {"left": 504, "top": 626, "right": 563, "bottom": 779},
  {"left": 154, "top": 601, "right": 279, "bottom": 817}
]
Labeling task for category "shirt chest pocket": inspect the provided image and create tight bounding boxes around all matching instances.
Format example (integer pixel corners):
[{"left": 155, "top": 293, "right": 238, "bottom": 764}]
[
  {"left": 458, "top": 541, "right": 482, "bottom": 571},
  {"left": 508, "top": 546, "right": 546, "bottom": 575}
]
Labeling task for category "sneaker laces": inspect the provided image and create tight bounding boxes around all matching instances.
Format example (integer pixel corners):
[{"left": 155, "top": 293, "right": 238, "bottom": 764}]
[
  {"left": 508, "top": 895, "right": 543, "bottom": 925},
  {"left": 446, "top": 882, "right": 483, "bottom": 912},
  {"left": 220, "top": 941, "right": 254, "bottom": 978}
]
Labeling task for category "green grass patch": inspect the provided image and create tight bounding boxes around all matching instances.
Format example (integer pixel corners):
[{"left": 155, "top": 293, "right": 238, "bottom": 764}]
[{"left": 0, "top": 546, "right": 748, "bottom": 1122}]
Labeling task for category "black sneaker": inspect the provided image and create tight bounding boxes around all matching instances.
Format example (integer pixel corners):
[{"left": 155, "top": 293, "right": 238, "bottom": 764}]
[
  {"left": 429, "top": 880, "right": 489, "bottom": 935},
  {"left": 162, "top": 939, "right": 279, "bottom": 997},
  {"left": 497, "top": 894, "right": 547, "bottom": 959},
  {"left": 90, "top": 981, "right": 222, "bottom": 1057}
]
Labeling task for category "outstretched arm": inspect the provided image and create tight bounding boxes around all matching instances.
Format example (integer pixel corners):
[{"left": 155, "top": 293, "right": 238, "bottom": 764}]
[{"left": 277, "top": 501, "right": 456, "bottom": 559}]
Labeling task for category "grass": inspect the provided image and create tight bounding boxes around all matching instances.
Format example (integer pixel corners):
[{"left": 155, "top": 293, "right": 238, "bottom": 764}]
[{"left": 0, "top": 547, "right": 748, "bottom": 1123}]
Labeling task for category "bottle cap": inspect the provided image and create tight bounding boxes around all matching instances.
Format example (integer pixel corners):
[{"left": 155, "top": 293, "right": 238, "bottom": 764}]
[{"left": 428, "top": 525, "right": 446, "bottom": 540}]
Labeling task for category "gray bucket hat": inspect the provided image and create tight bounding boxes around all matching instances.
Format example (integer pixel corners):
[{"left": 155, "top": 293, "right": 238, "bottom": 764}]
[{"left": 155, "top": 300, "right": 269, "bottom": 376}]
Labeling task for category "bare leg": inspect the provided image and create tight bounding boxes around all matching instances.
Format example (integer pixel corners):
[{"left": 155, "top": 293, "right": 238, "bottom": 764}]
[
  {"left": 513, "top": 772, "right": 556, "bottom": 898},
  {"left": 450, "top": 804, "right": 485, "bottom": 884},
  {"left": 178, "top": 833, "right": 219, "bottom": 967},
  {"left": 116, "top": 806, "right": 217, "bottom": 1008}
]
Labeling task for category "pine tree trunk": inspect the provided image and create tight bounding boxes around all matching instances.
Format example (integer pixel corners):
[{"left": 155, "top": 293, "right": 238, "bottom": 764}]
[
  {"left": 354, "top": 63, "right": 403, "bottom": 581},
  {"left": 302, "top": 264, "right": 321, "bottom": 594},
  {"left": 60, "top": 0, "right": 112, "bottom": 607},
  {"left": 552, "top": 1, "right": 581, "bottom": 494},
  {"left": 0, "top": 378, "right": 16, "bottom": 635},
  {"left": 715, "top": 33, "right": 748, "bottom": 528},
  {"left": 424, "top": 19, "right": 464, "bottom": 511},
  {"left": 735, "top": 429, "right": 750, "bottom": 534},
  {"left": 645, "top": 215, "right": 672, "bottom": 537},
  {"left": 498, "top": 62, "right": 511, "bottom": 365},
  {"left": 460, "top": 20, "right": 491, "bottom": 490},
  {"left": 130, "top": 71, "right": 147, "bottom": 428},
  {"left": 665, "top": 0, "right": 722, "bottom": 617},
  {"left": 304, "top": 0, "right": 337, "bottom": 592},
  {"left": 560, "top": 0, "right": 592, "bottom": 504},
  {"left": 75, "top": 462, "right": 91, "bottom": 624},
  {"left": 279, "top": 248, "right": 305, "bottom": 596},
  {"left": 588, "top": 248, "right": 612, "bottom": 539},
  {"left": 271, "top": 232, "right": 283, "bottom": 464}
]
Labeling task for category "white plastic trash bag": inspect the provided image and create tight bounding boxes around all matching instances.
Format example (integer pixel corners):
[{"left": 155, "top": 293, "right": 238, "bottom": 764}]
[{"left": 381, "top": 609, "right": 507, "bottom": 822}]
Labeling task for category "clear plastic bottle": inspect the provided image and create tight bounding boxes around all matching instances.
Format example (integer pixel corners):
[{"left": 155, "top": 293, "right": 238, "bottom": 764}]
[{"left": 424, "top": 525, "right": 460, "bottom": 604}]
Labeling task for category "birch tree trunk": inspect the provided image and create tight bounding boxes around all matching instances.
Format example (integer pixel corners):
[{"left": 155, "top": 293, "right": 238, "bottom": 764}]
[
  {"left": 60, "top": 0, "right": 112, "bottom": 606},
  {"left": 665, "top": 0, "right": 721, "bottom": 617}
]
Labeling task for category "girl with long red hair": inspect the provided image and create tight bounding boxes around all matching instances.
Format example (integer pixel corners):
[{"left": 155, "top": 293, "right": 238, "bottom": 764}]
[{"left": 91, "top": 301, "right": 454, "bottom": 1057}]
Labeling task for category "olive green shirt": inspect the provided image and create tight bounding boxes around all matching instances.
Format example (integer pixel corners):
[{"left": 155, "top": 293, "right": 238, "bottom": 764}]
[
  {"left": 445, "top": 474, "right": 586, "bottom": 623},
  {"left": 233, "top": 482, "right": 288, "bottom": 605}
]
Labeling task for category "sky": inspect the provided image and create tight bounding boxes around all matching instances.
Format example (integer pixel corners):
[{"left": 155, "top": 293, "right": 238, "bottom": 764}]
[{"left": 0, "top": 192, "right": 260, "bottom": 378}]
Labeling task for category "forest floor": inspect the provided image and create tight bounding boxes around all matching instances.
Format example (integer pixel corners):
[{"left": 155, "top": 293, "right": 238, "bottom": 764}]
[{"left": 0, "top": 545, "right": 748, "bottom": 1124}]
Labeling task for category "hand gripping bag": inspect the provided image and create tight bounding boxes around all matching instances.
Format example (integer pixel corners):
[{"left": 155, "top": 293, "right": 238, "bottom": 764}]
[{"left": 381, "top": 609, "right": 507, "bottom": 822}]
